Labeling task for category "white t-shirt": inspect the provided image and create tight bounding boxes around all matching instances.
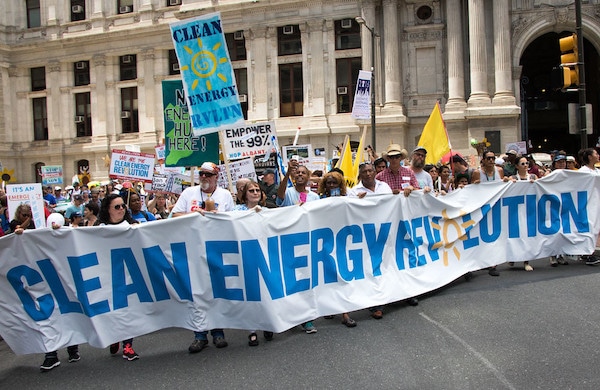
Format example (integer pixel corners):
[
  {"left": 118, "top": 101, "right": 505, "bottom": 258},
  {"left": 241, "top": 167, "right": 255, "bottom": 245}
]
[
  {"left": 579, "top": 165, "right": 600, "bottom": 175},
  {"left": 347, "top": 180, "right": 393, "bottom": 197},
  {"left": 413, "top": 169, "right": 434, "bottom": 189},
  {"left": 172, "top": 186, "right": 234, "bottom": 213}
]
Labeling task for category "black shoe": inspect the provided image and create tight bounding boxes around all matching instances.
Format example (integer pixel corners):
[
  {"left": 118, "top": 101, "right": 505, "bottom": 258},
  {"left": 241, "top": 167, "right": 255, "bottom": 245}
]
[
  {"left": 68, "top": 351, "right": 80, "bottom": 363},
  {"left": 188, "top": 339, "right": 208, "bottom": 353},
  {"left": 248, "top": 333, "right": 259, "bottom": 347},
  {"left": 488, "top": 267, "right": 500, "bottom": 276},
  {"left": 213, "top": 336, "right": 228, "bottom": 348},
  {"left": 109, "top": 342, "right": 119, "bottom": 354},
  {"left": 40, "top": 356, "right": 60, "bottom": 371},
  {"left": 263, "top": 331, "right": 274, "bottom": 341},
  {"left": 407, "top": 297, "right": 419, "bottom": 306},
  {"left": 584, "top": 255, "right": 600, "bottom": 265},
  {"left": 464, "top": 272, "right": 473, "bottom": 281}
]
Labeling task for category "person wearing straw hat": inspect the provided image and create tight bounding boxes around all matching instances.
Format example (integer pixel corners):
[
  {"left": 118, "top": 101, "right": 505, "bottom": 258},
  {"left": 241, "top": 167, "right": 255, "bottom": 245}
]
[{"left": 376, "top": 143, "right": 419, "bottom": 197}]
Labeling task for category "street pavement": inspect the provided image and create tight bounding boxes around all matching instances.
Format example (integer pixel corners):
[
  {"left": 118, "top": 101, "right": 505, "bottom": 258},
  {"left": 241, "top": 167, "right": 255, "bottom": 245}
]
[{"left": 1, "top": 255, "right": 600, "bottom": 389}]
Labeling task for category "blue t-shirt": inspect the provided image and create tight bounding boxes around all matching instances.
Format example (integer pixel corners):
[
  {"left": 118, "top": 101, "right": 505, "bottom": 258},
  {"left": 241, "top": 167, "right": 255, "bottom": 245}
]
[{"left": 131, "top": 210, "right": 157, "bottom": 223}]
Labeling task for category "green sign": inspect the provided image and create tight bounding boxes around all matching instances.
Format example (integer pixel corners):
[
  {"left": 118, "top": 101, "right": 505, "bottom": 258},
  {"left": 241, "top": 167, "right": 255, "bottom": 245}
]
[{"left": 162, "top": 80, "right": 219, "bottom": 167}]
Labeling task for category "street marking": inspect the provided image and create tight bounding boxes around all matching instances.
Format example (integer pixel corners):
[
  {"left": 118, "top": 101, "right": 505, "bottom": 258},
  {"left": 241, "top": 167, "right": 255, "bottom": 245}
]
[{"left": 419, "top": 312, "right": 517, "bottom": 390}]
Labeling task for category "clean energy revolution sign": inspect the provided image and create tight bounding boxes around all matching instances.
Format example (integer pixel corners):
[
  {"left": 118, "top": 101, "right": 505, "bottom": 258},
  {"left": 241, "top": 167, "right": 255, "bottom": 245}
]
[{"left": 170, "top": 12, "right": 244, "bottom": 136}]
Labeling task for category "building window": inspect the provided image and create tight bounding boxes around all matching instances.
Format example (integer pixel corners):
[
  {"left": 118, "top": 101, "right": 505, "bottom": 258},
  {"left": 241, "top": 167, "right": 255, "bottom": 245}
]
[
  {"left": 71, "top": 0, "right": 85, "bottom": 22},
  {"left": 74, "top": 61, "right": 90, "bottom": 86},
  {"left": 234, "top": 68, "right": 248, "bottom": 120},
  {"left": 168, "top": 49, "right": 180, "bottom": 75},
  {"left": 278, "top": 25, "right": 302, "bottom": 56},
  {"left": 26, "top": 0, "right": 41, "bottom": 28},
  {"left": 118, "top": 0, "right": 133, "bottom": 14},
  {"left": 33, "top": 97, "right": 48, "bottom": 141},
  {"left": 121, "top": 87, "right": 139, "bottom": 133},
  {"left": 225, "top": 32, "right": 247, "bottom": 61},
  {"left": 279, "top": 63, "right": 303, "bottom": 117},
  {"left": 75, "top": 92, "right": 92, "bottom": 137},
  {"left": 167, "top": 0, "right": 182, "bottom": 6},
  {"left": 336, "top": 58, "right": 362, "bottom": 113},
  {"left": 120, "top": 55, "right": 137, "bottom": 81},
  {"left": 31, "top": 67, "right": 46, "bottom": 91},
  {"left": 335, "top": 19, "right": 361, "bottom": 50}
]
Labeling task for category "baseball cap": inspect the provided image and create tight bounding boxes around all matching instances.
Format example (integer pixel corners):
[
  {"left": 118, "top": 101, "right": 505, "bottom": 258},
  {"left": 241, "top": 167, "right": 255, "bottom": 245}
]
[
  {"left": 199, "top": 162, "right": 219, "bottom": 175},
  {"left": 553, "top": 154, "right": 566, "bottom": 162},
  {"left": 506, "top": 149, "right": 518, "bottom": 155},
  {"left": 73, "top": 194, "right": 83, "bottom": 201},
  {"left": 263, "top": 168, "right": 276, "bottom": 175},
  {"left": 412, "top": 146, "right": 427, "bottom": 154},
  {"left": 54, "top": 186, "right": 62, "bottom": 191},
  {"left": 566, "top": 156, "right": 575, "bottom": 162}
]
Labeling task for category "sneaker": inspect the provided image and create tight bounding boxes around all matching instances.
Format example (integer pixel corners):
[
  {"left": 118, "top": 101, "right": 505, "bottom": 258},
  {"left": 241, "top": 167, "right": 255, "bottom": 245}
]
[
  {"left": 302, "top": 321, "right": 317, "bottom": 334},
  {"left": 188, "top": 339, "right": 208, "bottom": 353},
  {"left": 40, "top": 356, "right": 60, "bottom": 371},
  {"left": 508, "top": 262, "right": 515, "bottom": 267},
  {"left": 524, "top": 264, "right": 534, "bottom": 272},
  {"left": 407, "top": 297, "right": 419, "bottom": 306},
  {"left": 213, "top": 336, "right": 228, "bottom": 348},
  {"left": 122, "top": 343, "right": 139, "bottom": 361},
  {"left": 557, "top": 256, "right": 568, "bottom": 265},
  {"left": 550, "top": 257, "right": 558, "bottom": 267},
  {"left": 263, "top": 331, "right": 274, "bottom": 341},
  {"left": 68, "top": 351, "right": 81, "bottom": 363},
  {"left": 584, "top": 255, "right": 600, "bottom": 265},
  {"left": 488, "top": 267, "right": 500, "bottom": 276},
  {"left": 109, "top": 342, "right": 119, "bottom": 354}
]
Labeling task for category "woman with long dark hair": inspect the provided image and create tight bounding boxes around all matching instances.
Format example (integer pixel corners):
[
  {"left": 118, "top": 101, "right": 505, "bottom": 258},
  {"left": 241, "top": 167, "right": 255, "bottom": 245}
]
[{"left": 96, "top": 193, "right": 140, "bottom": 360}]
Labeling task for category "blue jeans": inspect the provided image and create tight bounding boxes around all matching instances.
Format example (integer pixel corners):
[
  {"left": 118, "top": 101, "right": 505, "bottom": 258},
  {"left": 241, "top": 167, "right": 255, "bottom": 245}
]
[{"left": 194, "top": 329, "right": 224, "bottom": 341}]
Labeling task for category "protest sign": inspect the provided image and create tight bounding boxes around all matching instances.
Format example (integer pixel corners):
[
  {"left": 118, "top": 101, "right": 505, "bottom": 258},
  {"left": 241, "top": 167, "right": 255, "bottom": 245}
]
[
  {"left": 40, "top": 166, "right": 63, "bottom": 186},
  {"left": 1, "top": 171, "right": 598, "bottom": 354},
  {"left": 221, "top": 121, "right": 277, "bottom": 160},
  {"left": 217, "top": 158, "right": 256, "bottom": 192},
  {"left": 162, "top": 80, "right": 219, "bottom": 167},
  {"left": 109, "top": 150, "right": 155, "bottom": 183},
  {"left": 169, "top": 12, "right": 244, "bottom": 136},
  {"left": 5, "top": 183, "right": 45, "bottom": 229}
]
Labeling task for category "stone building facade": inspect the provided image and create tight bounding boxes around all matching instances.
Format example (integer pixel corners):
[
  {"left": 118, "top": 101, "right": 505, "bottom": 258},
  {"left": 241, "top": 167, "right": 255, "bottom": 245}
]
[{"left": 1, "top": 0, "right": 599, "bottom": 182}]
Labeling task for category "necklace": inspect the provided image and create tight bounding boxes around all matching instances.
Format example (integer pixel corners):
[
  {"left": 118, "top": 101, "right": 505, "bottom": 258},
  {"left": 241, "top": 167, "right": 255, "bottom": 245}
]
[{"left": 484, "top": 168, "right": 496, "bottom": 181}]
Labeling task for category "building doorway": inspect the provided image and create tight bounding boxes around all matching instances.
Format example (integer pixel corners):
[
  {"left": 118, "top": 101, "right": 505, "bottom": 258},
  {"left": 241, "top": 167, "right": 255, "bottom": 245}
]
[{"left": 519, "top": 32, "right": 599, "bottom": 155}]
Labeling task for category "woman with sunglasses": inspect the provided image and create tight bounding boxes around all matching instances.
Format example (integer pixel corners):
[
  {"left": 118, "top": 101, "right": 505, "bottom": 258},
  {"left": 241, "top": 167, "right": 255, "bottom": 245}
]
[
  {"left": 507, "top": 156, "right": 536, "bottom": 271},
  {"left": 9, "top": 204, "right": 35, "bottom": 234},
  {"left": 233, "top": 181, "right": 275, "bottom": 345},
  {"left": 96, "top": 193, "right": 140, "bottom": 361}
]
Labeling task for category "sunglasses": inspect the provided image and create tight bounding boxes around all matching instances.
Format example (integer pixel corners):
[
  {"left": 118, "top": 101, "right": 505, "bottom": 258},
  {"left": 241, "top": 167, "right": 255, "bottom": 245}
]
[
  {"left": 519, "top": 162, "right": 529, "bottom": 165},
  {"left": 113, "top": 204, "right": 127, "bottom": 210},
  {"left": 247, "top": 189, "right": 261, "bottom": 193},
  {"left": 388, "top": 155, "right": 402, "bottom": 159},
  {"left": 21, "top": 213, "right": 31, "bottom": 217},
  {"left": 199, "top": 172, "right": 215, "bottom": 177},
  {"left": 485, "top": 156, "right": 496, "bottom": 160}
]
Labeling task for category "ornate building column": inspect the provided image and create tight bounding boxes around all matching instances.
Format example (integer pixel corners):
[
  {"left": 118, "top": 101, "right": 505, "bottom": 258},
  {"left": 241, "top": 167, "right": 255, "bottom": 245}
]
[
  {"left": 306, "top": 19, "right": 325, "bottom": 116},
  {"left": 359, "top": 0, "right": 377, "bottom": 72},
  {"left": 247, "top": 26, "right": 269, "bottom": 121},
  {"left": 467, "top": 0, "right": 490, "bottom": 106},
  {"left": 47, "top": 61, "right": 62, "bottom": 140},
  {"left": 382, "top": 0, "right": 402, "bottom": 108},
  {"left": 492, "top": 0, "right": 516, "bottom": 105},
  {"left": 140, "top": 49, "right": 155, "bottom": 132},
  {"left": 445, "top": 0, "right": 466, "bottom": 111},
  {"left": 92, "top": 55, "right": 108, "bottom": 138}
]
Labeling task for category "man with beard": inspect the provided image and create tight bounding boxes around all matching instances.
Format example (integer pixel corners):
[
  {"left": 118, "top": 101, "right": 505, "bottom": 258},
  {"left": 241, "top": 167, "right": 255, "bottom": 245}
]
[
  {"left": 171, "top": 161, "right": 234, "bottom": 353},
  {"left": 409, "top": 146, "right": 433, "bottom": 192}
]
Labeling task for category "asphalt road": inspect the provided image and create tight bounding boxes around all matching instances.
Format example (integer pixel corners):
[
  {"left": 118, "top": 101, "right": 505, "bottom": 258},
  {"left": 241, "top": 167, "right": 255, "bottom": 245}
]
[{"left": 2, "top": 255, "right": 600, "bottom": 390}]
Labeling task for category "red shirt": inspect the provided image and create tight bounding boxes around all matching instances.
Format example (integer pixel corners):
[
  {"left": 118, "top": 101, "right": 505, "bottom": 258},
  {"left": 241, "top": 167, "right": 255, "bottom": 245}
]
[{"left": 375, "top": 166, "right": 420, "bottom": 190}]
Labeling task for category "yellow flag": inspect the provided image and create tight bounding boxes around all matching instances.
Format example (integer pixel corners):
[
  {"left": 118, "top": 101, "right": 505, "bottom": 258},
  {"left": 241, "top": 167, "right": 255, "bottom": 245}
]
[
  {"left": 352, "top": 127, "right": 367, "bottom": 185},
  {"left": 418, "top": 102, "right": 450, "bottom": 165},
  {"left": 336, "top": 135, "right": 356, "bottom": 187}
]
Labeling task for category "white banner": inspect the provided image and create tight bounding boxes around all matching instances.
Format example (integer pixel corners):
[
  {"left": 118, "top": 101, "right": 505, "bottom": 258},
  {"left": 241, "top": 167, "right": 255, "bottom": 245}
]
[
  {"left": 221, "top": 121, "right": 277, "bottom": 160},
  {"left": 0, "top": 171, "right": 599, "bottom": 354},
  {"left": 351, "top": 70, "right": 372, "bottom": 120}
]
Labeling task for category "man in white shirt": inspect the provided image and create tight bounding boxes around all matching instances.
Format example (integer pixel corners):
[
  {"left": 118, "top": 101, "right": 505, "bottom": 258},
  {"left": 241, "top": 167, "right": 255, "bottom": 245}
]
[
  {"left": 171, "top": 161, "right": 234, "bottom": 352},
  {"left": 348, "top": 162, "right": 392, "bottom": 198},
  {"left": 409, "top": 146, "right": 433, "bottom": 192}
]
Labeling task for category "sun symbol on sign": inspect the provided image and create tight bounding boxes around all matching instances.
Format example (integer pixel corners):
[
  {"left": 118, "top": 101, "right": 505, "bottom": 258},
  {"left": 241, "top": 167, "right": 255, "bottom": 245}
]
[
  {"left": 431, "top": 209, "right": 475, "bottom": 266},
  {"left": 180, "top": 38, "right": 229, "bottom": 91}
]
